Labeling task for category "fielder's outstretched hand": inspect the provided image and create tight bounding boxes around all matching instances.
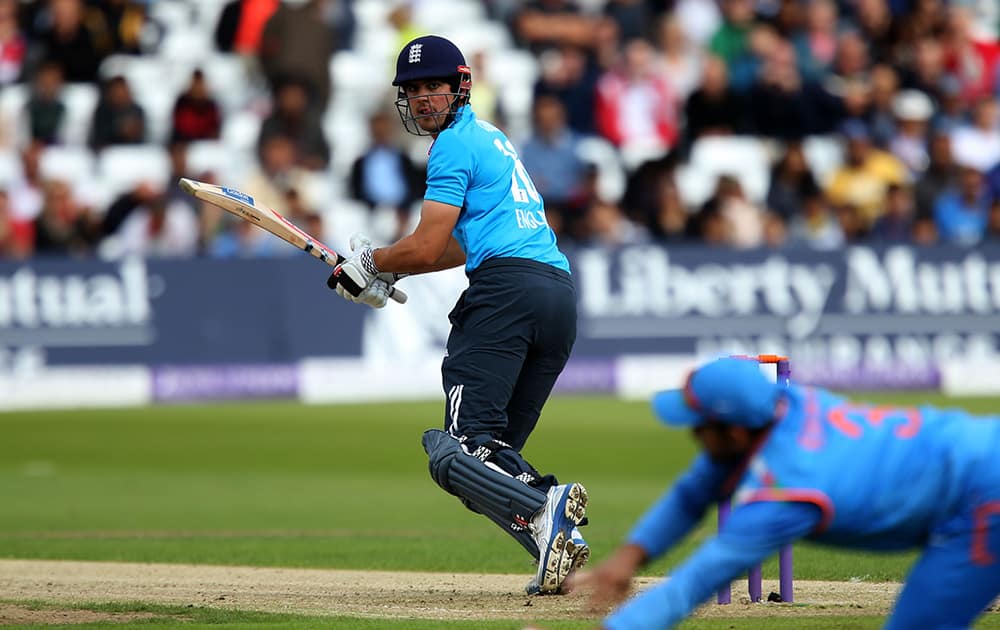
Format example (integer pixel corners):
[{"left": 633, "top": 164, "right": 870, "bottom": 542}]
[{"left": 566, "top": 543, "right": 647, "bottom": 614}]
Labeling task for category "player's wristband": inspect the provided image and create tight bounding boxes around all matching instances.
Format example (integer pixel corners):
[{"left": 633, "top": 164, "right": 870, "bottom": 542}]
[{"left": 360, "top": 248, "right": 380, "bottom": 275}]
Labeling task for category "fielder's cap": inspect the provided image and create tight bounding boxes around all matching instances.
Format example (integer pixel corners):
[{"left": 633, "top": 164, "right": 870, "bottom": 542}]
[
  {"left": 651, "top": 357, "right": 782, "bottom": 429},
  {"left": 393, "top": 35, "right": 468, "bottom": 86}
]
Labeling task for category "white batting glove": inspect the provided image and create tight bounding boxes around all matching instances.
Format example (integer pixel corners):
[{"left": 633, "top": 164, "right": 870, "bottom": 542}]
[{"left": 335, "top": 277, "right": 391, "bottom": 308}]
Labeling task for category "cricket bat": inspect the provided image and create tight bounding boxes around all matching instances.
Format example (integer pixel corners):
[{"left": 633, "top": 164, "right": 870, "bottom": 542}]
[{"left": 178, "top": 178, "right": 406, "bottom": 304}]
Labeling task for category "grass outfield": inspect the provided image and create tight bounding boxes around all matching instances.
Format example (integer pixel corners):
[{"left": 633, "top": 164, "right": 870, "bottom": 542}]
[{"left": 2, "top": 392, "right": 1000, "bottom": 628}]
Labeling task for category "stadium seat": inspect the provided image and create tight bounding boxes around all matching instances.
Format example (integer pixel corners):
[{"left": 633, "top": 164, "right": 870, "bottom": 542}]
[
  {"left": 0, "top": 84, "right": 28, "bottom": 146},
  {"left": 186, "top": 139, "right": 251, "bottom": 186},
  {"left": 803, "top": 135, "right": 845, "bottom": 187},
  {"left": 413, "top": 0, "right": 485, "bottom": 33},
  {"left": 674, "top": 162, "right": 719, "bottom": 209},
  {"left": 576, "top": 136, "right": 626, "bottom": 203},
  {"left": 687, "top": 136, "right": 771, "bottom": 203},
  {"left": 0, "top": 149, "right": 23, "bottom": 187},
  {"left": 221, "top": 110, "right": 262, "bottom": 153},
  {"left": 200, "top": 53, "right": 258, "bottom": 115},
  {"left": 61, "top": 83, "right": 100, "bottom": 146},
  {"left": 96, "top": 144, "right": 171, "bottom": 196},
  {"left": 39, "top": 145, "right": 96, "bottom": 190}
]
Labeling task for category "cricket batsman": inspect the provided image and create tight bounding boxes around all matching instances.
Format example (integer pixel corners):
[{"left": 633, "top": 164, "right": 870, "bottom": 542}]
[
  {"left": 529, "top": 356, "right": 1000, "bottom": 629},
  {"left": 330, "top": 35, "right": 589, "bottom": 595}
]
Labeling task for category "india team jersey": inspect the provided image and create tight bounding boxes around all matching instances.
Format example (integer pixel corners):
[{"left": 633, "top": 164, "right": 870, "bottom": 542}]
[
  {"left": 424, "top": 105, "right": 570, "bottom": 274},
  {"left": 734, "top": 386, "right": 1000, "bottom": 549}
]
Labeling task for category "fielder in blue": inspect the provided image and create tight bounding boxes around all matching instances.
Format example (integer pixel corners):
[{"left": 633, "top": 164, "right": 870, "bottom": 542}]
[
  {"left": 527, "top": 356, "right": 1000, "bottom": 629},
  {"left": 331, "top": 35, "right": 589, "bottom": 595}
]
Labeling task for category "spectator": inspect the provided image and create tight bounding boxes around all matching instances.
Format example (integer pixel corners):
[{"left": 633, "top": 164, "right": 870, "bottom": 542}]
[
  {"left": 25, "top": 0, "right": 109, "bottom": 83},
  {"left": 0, "top": 190, "right": 30, "bottom": 258},
  {"left": 580, "top": 200, "right": 650, "bottom": 247},
  {"left": 656, "top": 14, "right": 703, "bottom": 102},
  {"left": 836, "top": 202, "right": 869, "bottom": 242},
  {"left": 468, "top": 50, "right": 502, "bottom": 129},
  {"left": 931, "top": 74, "right": 966, "bottom": 133},
  {"left": 870, "top": 183, "right": 918, "bottom": 241},
  {"left": 595, "top": 38, "right": 679, "bottom": 155},
  {"left": 259, "top": 0, "right": 338, "bottom": 112},
  {"left": 900, "top": 36, "right": 947, "bottom": 102},
  {"left": 787, "top": 190, "right": 845, "bottom": 249},
  {"left": 88, "top": 75, "right": 146, "bottom": 151},
  {"left": 749, "top": 37, "right": 841, "bottom": 139},
  {"left": 695, "top": 175, "right": 765, "bottom": 248},
  {"left": 853, "top": 0, "right": 896, "bottom": 64},
  {"left": 512, "top": 0, "right": 596, "bottom": 55},
  {"left": 622, "top": 154, "right": 688, "bottom": 240},
  {"left": 0, "top": 0, "right": 25, "bottom": 85},
  {"left": 949, "top": 96, "right": 1000, "bottom": 173},
  {"left": 888, "top": 89, "right": 935, "bottom": 175},
  {"left": 941, "top": 6, "right": 1000, "bottom": 103},
  {"left": 934, "top": 164, "right": 990, "bottom": 245},
  {"left": 793, "top": 0, "right": 838, "bottom": 82},
  {"left": 825, "top": 119, "right": 908, "bottom": 226},
  {"left": 866, "top": 63, "right": 901, "bottom": 147},
  {"left": 987, "top": 200, "right": 1000, "bottom": 241},
  {"left": 766, "top": 141, "right": 820, "bottom": 221},
  {"left": 32, "top": 179, "right": 95, "bottom": 257},
  {"left": 100, "top": 183, "right": 199, "bottom": 258},
  {"left": 602, "top": 0, "right": 650, "bottom": 43},
  {"left": 682, "top": 55, "right": 747, "bottom": 149},
  {"left": 534, "top": 44, "right": 601, "bottom": 134},
  {"left": 827, "top": 29, "right": 871, "bottom": 95},
  {"left": 987, "top": 160, "right": 1000, "bottom": 205},
  {"left": 241, "top": 134, "right": 310, "bottom": 222},
  {"left": 213, "top": 0, "right": 280, "bottom": 55},
  {"left": 7, "top": 142, "right": 44, "bottom": 225},
  {"left": 26, "top": 61, "right": 66, "bottom": 145},
  {"left": 257, "top": 78, "right": 330, "bottom": 171},
  {"left": 521, "top": 95, "right": 590, "bottom": 234},
  {"left": 915, "top": 129, "right": 960, "bottom": 217},
  {"left": 349, "top": 110, "right": 425, "bottom": 243},
  {"left": 170, "top": 70, "right": 223, "bottom": 143},
  {"left": 708, "top": 0, "right": 757, "bottom": 86},
  {"left": 762, "top": 210, "right": 787, "bottom": 248},
  {"left": 97, "top": 0, "right": 158, "bottom": 56}
]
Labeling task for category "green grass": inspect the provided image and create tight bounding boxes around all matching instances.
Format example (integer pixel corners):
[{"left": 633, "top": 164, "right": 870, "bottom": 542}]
[
  {"left": 3, "top": 600, "right": 1000, "bottom": 629},
  {"left": 3, "top": 393, "right": 1000, "bottom": 628}
]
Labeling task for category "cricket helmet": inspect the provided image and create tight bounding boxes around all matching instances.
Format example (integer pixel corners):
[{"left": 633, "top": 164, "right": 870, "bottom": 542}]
[{"left": 392, "top": 35, "right": 472, "bottom": 136}]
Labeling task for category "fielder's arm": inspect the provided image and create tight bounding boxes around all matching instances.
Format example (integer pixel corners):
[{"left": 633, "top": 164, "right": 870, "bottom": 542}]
[{"left": 372, "top": 200, "right": 465, "bottom": 274}]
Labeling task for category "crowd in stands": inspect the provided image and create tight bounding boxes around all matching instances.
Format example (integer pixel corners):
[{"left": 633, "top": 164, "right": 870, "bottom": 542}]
[{"left": 1, "top": 0, "right": 1000, "bottom": 262}]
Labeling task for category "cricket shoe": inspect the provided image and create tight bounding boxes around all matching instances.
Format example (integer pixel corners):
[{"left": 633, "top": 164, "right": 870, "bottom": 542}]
[{"left": 525, "top": 483, "right": 589, "bottom": 595}]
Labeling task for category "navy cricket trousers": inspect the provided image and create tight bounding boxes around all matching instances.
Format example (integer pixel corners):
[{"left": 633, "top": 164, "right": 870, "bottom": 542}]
[{"left": 441, "top": 257, "right": 576, "bottom": 488}]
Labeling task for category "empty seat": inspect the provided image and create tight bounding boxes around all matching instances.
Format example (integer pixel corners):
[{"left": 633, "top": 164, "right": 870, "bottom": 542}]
[
  {"left": 802, "top": 135, "right": 845, "bottom": 187},
  {"left": 39, "top": 145, "right": 96, "bottom": 189},
  {"left": 687, "top": 136, "right": 771, "bottom": 203},
  {"left": 97, "top": 144, "right": 171, "bottom": 196},
  {"left": 61, "top": 83, "right": 100, "bottom": 146}
]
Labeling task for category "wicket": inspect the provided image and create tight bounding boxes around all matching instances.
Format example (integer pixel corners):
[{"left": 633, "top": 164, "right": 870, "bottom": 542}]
[{"left": 716, "top": 354, "right": 794, "bottom": 604}]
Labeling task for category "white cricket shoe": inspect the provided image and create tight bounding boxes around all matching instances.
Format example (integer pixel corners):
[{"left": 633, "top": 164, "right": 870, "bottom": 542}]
[{"left": 525, "top": 483, "right": 589, "bottom": 595}]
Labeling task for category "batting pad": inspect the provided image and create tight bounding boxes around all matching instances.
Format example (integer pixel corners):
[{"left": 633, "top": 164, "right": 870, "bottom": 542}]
[{"left": 423, "top": 429, "right": 546, "bottom": 558}]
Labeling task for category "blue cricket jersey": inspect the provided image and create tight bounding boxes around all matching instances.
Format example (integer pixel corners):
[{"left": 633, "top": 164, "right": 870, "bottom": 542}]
[
  {"left": 424, "top": 105, "right": 570, "bottom": 274},
  {"left": 605, "top": 385, "right": 1000, "bottom": 630}
]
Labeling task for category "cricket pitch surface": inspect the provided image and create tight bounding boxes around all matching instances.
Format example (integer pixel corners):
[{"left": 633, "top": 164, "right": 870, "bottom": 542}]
[{"left": 0, "top": 559, "right": 913, "bottom": 624}]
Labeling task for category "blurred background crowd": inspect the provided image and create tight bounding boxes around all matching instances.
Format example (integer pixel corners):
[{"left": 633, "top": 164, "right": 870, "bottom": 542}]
[{"left": 1, "top": 0, "right": 999, "bottom": 261}]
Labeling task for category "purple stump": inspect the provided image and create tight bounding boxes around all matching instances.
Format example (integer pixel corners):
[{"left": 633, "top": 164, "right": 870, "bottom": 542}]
[
  {"left": 779, "top": 545, "right": 794, "bottom": 602},
  {"left": 716, "top": 500, "right": 731, "bottom": 604},
  {"left": 748, "top": 565, "right": 762, "bottom": 602}
]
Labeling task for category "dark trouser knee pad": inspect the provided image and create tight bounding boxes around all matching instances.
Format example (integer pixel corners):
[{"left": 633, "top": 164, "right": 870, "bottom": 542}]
[{"left": 423, "top": 429, "right": 546, "bottom": 558}]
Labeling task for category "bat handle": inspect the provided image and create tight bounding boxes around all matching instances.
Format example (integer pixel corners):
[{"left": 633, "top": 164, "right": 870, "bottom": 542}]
[{"left": 388, "top": 286, "right": 408, "bottom": 304}]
